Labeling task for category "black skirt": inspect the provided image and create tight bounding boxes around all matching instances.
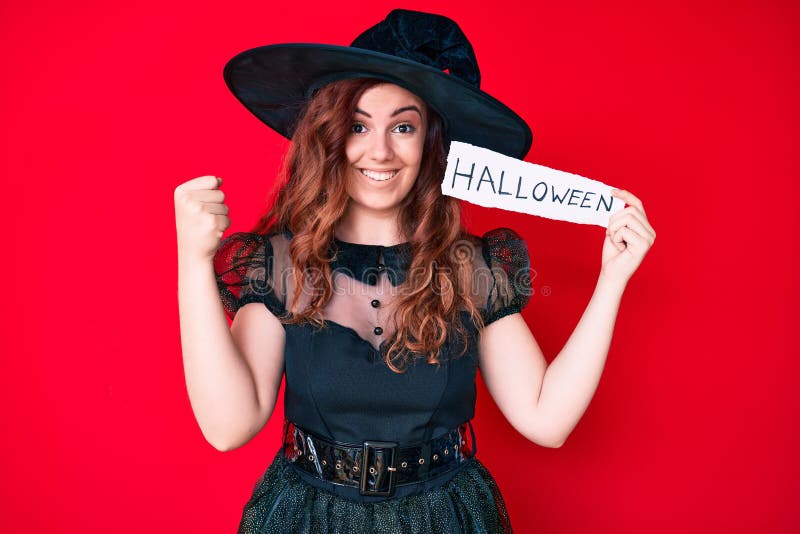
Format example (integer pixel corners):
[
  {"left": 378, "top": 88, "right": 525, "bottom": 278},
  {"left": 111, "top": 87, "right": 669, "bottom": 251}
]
[{"left": 237, "top": 447, "right": 514, "bottom": 533}]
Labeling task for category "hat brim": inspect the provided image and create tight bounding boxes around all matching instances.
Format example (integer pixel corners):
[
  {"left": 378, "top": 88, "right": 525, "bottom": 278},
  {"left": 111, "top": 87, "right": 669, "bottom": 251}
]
[{"left": 223, "top": 44, "right": 532, "bottom": 159}]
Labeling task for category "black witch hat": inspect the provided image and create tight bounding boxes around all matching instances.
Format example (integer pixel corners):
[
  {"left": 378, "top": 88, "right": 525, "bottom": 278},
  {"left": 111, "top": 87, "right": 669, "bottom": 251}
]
[{"left": 223, "top": 9, "right": 532, "bottom": 159}]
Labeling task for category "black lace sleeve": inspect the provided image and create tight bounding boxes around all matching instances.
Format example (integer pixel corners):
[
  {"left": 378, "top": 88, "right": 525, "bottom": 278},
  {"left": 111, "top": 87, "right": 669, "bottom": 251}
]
[
  {"left": 481, "top": 227, "right": 532, "bottom": 325},
  {"left": 213, "top": 232, "right": 287, "bottom": 321}
]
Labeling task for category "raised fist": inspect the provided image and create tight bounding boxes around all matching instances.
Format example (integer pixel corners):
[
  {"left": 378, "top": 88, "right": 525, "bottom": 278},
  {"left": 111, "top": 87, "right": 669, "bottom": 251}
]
[{"left": 174, "top": 175, "right": 231, "bottom": 262}]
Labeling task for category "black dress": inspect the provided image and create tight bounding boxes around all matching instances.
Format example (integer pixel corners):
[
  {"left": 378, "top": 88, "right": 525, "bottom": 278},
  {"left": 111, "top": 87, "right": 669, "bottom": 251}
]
[{"left": 214, "top": 227, "right": 531, "bottom": 533}]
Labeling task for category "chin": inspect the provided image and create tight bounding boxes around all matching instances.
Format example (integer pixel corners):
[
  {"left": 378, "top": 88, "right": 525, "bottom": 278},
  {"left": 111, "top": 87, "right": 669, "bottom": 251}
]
[
  {"left": 347, "top": 179, "right": 415, "bottom": 211},
  {"left": 349, "top": 192, "right": 403, "bottom": 212}
]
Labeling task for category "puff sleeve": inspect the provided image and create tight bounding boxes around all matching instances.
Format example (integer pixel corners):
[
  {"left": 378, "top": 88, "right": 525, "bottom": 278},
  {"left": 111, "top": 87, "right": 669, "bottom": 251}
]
[
  {"left": 213, "top": 232, "right": 287, "bottom": 321},
  {"left": 481, "top": 227, "right": 532, "bottom": 326}
]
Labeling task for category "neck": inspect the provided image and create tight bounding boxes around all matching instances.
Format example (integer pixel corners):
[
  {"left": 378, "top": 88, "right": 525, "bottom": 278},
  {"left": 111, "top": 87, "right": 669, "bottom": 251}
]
[{"left": 336, "top": 203, "right": 407, "bottom": 246}]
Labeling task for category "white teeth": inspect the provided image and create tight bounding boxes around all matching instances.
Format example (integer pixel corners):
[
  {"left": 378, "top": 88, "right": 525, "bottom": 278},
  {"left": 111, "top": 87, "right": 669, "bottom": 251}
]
[{"left": 360, "top": 169, "right": 397, "bottom": 181}]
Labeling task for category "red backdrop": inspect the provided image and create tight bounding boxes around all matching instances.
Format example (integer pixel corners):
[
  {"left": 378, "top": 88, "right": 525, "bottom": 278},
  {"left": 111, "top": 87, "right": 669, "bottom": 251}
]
[{"left": 2, "top": 0, "right": 797, "bottom": 532}]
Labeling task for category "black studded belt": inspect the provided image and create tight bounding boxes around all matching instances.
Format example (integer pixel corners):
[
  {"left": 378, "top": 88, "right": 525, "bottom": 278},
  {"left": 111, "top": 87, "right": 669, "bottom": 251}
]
[{"left": 282, "top": 419, "right": 477, "bottom": 497}]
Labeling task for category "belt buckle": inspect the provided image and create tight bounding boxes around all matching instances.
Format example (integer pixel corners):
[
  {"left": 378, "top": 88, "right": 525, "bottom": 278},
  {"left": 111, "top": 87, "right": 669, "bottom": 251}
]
[{"left": 359, "top": 440, "right": 398, "bottom": 496}]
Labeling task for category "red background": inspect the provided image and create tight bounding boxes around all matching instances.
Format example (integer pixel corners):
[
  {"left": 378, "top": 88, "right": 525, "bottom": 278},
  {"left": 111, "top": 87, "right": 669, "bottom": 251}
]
[{"left": 2, "top": 0, "right": 797, "bottom": 532}]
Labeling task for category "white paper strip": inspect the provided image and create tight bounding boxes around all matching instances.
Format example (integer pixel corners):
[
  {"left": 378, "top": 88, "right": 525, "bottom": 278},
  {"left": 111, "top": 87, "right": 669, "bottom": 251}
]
[{"left": 441, "top": 141, "right": 623, "bottom": 228}]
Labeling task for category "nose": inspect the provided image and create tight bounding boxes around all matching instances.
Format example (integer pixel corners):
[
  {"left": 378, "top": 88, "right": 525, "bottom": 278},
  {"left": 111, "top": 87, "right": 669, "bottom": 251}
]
[{"left": 368, "top": 132, "right": 394, "bottom": 161}]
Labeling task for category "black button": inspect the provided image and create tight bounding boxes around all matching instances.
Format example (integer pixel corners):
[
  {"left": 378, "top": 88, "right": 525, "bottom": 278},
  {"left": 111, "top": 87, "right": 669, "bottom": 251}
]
[
  {"left": 373, "top": 326, "right": 383, "bottom": 336},
  {"left": 371, "top": 299, "right": 380, "bottom": 308},
  {"left": 377, "top": 263, "right": 385, "bottom": 272}
]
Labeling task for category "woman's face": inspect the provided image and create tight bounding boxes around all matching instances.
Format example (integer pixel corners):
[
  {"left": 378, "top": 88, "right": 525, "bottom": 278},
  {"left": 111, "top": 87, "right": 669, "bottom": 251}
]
[{"left": 344, "top": 83, "right": 427, "bottom": 212}]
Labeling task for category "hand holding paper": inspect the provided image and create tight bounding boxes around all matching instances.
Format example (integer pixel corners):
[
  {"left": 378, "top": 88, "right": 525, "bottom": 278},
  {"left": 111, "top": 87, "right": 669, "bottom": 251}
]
[
  {"left": 601, "top": 189, "right": 657, "bottom": 287},
  {"left": 441, "top": 141, "right": 623, "bottom": 228},
  {"left": 441, "top": 141, "right": 656, "bottom": 287}
]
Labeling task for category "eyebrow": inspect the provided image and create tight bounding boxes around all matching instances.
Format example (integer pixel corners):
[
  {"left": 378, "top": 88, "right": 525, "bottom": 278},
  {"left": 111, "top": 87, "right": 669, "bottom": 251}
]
[{"left": 354, "top": 105, "right": 423, "bottom": 119}]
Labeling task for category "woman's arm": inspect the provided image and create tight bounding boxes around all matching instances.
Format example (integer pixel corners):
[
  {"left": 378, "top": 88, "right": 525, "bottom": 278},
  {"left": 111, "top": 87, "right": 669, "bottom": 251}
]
[
  {"left": 175, "top": 176, "right": 285, "bottom": 451},
  {"left": 478, "top": 189, "right": 655, "bottom": 447},
  {"left": 478, "top": 276, "right": 624, "bottom": 448}
]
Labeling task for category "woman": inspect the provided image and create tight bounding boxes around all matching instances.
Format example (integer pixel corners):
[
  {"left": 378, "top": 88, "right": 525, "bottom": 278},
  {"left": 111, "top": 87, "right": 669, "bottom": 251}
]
[{"left": 174, "top": 9, "right": 655, "bottom": 533}]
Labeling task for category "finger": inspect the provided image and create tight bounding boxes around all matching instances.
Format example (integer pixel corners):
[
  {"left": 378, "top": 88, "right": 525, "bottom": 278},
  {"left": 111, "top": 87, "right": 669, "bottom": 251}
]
[
  {"left": 190, "top": 188, "right": 226, "bottom": 204},
  {"left": 607, "top": 201, "right": 649, "bottom": 229},
  {"left": 608, "top": 210, "right": 636, "bottom": 237},
  {"left": 611, "top": 189, "right": 647, "bottom": 217},
  {"left": 613, "top": 226, "right": 648, "bottom": 254},
  {"left": 607, "top": 210, "right": 655, "bottom": 243},
  {"left": 204, "top": 202, "right": 229, "bottom": 215},
  {"left": 606, "top": 224, "right": 626, "bottom": 251},
  {"left": 607, "top": 231, "right": 626, "bottom": 252},
  {"left": 215, "top": 214, "right": 231, "bottom": 233},
  {"left": 607, "top": 205, "right": 641, "bottom": 228},
  {"left": 621, "top": 206, "right": 655, "bottom": 238},
  {"left": 607, "top": 206, "right": 654, "bottom": 241},
  {"left": 617, "top": 216, "right": 652, "bottom": 246},
  {"left": 178, "top": 175, "right": 222, "bottom": 192}
]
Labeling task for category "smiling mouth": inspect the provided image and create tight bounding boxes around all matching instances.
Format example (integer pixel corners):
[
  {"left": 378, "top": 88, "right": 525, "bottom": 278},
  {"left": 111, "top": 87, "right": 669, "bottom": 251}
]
[{"left": 359, "top": 168, "right": 398, "bottom": 181}]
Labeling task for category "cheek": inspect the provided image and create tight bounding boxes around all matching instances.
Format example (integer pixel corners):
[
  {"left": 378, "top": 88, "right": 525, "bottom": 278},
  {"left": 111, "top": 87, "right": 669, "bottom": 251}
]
[
  {"left": 405, "top": 139, "right": 425, "bottom": 167},
  {"left": 344, "top": 138, "right": 359, "bottom": 164}
]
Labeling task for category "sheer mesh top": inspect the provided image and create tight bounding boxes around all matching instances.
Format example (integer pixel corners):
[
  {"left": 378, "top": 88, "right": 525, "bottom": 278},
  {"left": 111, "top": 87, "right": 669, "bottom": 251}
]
[{"left": 213, "top": 226, "right": 530, "bottom": 499}]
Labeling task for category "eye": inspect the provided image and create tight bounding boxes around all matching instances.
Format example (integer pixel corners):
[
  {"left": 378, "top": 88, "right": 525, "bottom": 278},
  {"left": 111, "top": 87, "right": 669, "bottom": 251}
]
[
  {"left": 350, "top": 122, "right": 367, "bottom": 134},
  {"left": 392, "top": 123, "right": 416, "bottom": 134}
]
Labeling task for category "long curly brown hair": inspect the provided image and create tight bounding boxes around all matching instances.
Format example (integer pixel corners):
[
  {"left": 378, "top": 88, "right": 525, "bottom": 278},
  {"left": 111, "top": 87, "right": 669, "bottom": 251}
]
[{"left": 251, "top": 77, "right": 485, "bottom": 372}]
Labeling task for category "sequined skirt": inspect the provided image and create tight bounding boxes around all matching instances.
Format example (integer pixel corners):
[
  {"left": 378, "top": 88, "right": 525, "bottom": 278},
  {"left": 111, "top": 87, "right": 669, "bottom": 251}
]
[{"left": 237, "top": 447, "right": 514, "bottom": 533}]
